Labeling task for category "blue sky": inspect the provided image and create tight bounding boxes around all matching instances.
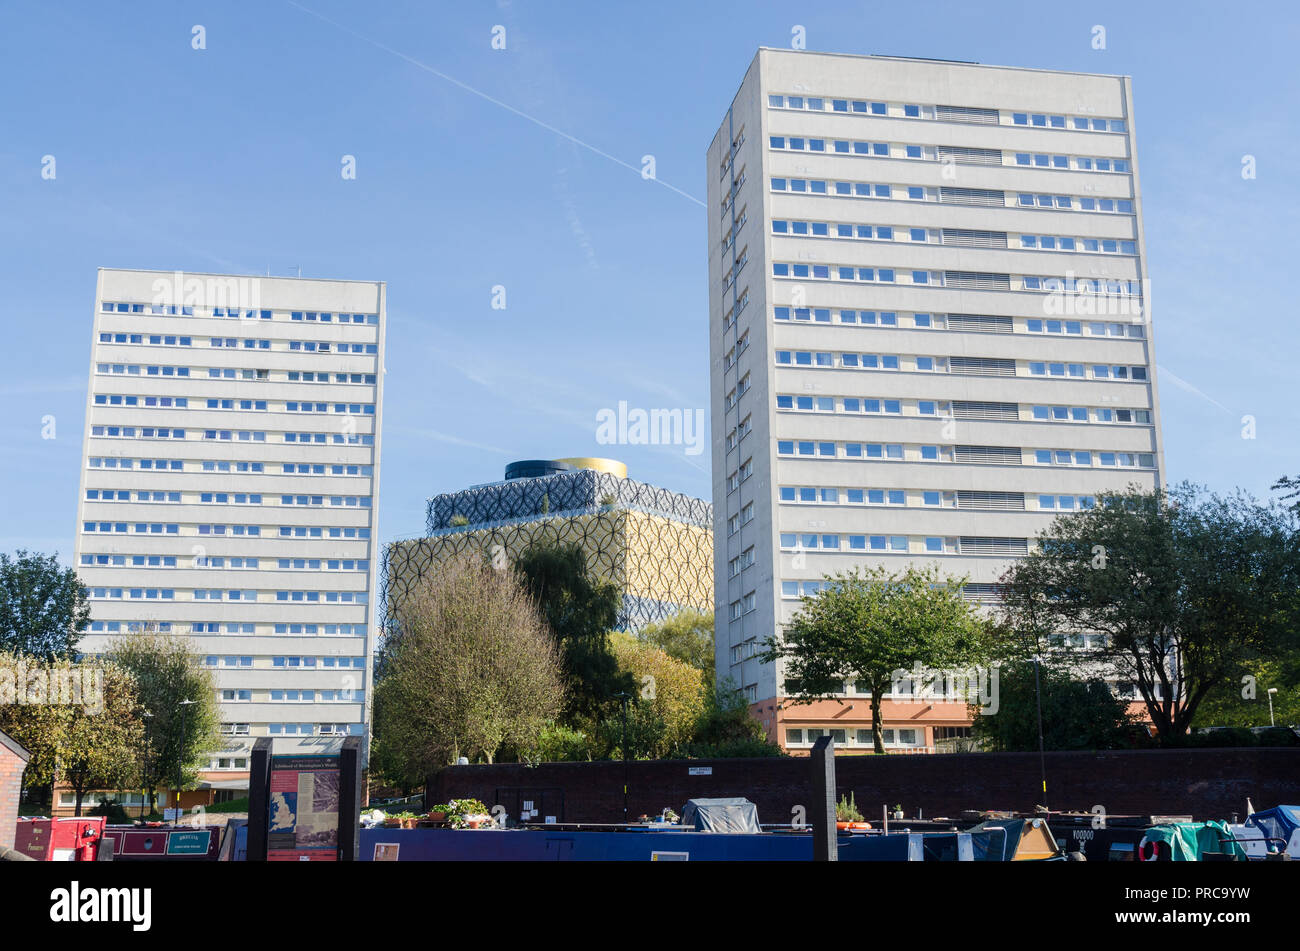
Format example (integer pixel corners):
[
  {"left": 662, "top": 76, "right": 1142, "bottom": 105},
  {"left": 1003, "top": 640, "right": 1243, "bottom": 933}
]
[{"left": 1, "top": 0, "right": 1297, "bottom": 563}]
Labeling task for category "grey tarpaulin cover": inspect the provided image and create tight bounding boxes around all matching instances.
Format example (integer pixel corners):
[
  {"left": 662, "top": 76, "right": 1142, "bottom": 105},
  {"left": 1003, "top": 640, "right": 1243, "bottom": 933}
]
[{"left": 679, "top": 798, "right": 761, "bottom": 833}]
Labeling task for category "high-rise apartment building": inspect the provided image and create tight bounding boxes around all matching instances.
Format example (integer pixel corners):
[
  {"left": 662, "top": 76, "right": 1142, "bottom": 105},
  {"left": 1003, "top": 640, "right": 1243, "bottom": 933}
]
[
  {"left": 73, "top": 268, "right": 385, "bottom": 799},
  {"left": 708, "top": 51, "right": 1163, "bottom": 752}
]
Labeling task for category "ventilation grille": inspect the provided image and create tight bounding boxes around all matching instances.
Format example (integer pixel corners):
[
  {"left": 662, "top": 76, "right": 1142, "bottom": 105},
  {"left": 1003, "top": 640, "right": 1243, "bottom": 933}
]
[
  {"left": 949, "top": 356, "right": 1017, "bottom": 377},
  {"left": 937, "top": 145, "right": 1004, "bottom": 166},
  {"left": 939, "top": 187, "right": 1006, "bottom": 207},
  {"left": 935, "top": 104, "right": 1001, "bottom": 125},
  {"left": 944, "top": 271, "right": 1012, "bottom": 291},
  {"left": 941, "top": 229, "right": 1008, "bottom": 249},
  {"left": 946, "top": 314, "right": 1014, "bottom": 333},
  {"left": 952, "top": 401, "right": 1019, "bottom": 421},
  {"left": 960, "top": 536, "right": 1029, "bottom": 556},
  {"left": 960, "top": 582, "right": 1002, "bottom": 601},
  {"left": 957, "top": 490, "right": 1026, "bottom": 511},
  {"left": 954, "top": 445, "right": 1022, "bottom": 464}
]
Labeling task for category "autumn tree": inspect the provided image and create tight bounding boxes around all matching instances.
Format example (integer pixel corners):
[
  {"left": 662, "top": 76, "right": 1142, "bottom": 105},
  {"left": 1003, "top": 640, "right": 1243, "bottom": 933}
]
[
  {"left": 0, "top": 652, "right": 144, "bottom": 815},
  {"left": 637, "top": 609, "right": 714, "bottom": 683},
  {"left": 607, "top": 631, "right": 706, "bottom": 756},
  {"left": 376, "top": 554, "right": 564, "bottom": 773},
  {"left": 761, "top": 565, "right": 1002, "bottom": 753}
]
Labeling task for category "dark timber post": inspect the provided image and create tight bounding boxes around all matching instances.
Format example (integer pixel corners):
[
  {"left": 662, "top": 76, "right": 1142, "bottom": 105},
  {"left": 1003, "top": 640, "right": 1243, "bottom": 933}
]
[
  {"left": 338, "top": 736, "right": 362, "bottom": 861},
  {"left": 246, "top": 737, "right": 272, "bottom": 861},
  {"left": 810, "top": 735, "right": 837, "bottom": 862}
]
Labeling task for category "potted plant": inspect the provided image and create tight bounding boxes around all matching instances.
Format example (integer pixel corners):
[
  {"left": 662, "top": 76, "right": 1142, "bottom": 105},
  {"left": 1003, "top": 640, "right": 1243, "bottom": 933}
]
[
  {"left": 892, "top": 803, "right": 904, "bottom": 820},
  {"left": 447, "top": 798, "right": 491, "bottom": 829},
  {"left": 836, "top": 793, "right": 871, "bottom": 831}
]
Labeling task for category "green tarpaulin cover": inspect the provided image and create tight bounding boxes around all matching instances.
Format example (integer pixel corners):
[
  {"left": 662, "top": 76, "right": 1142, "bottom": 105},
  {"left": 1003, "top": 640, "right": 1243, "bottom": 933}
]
[{"left": 1142, "top": 820, "right": 1247, "bottom": 861}]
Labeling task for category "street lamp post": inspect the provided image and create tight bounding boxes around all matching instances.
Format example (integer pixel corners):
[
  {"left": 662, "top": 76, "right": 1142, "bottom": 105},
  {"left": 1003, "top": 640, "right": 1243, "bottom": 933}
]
[
  {"left": 175, "top": 699, "right": 196, "bottom": 821},
  {"left": 140, "top": 710, "right": 153, "bottom": 819},
  {"left": 615, "top": 692, "right": 630, "bottom": 824},
  {"left": 1267, "top": 688, "right": 1277, "bottom": 727}
]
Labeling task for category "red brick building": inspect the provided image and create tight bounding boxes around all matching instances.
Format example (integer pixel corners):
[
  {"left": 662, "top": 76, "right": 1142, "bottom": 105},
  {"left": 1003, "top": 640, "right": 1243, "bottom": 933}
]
[{"left": 0, "top": 729, "right": 32, "bottom": 850}]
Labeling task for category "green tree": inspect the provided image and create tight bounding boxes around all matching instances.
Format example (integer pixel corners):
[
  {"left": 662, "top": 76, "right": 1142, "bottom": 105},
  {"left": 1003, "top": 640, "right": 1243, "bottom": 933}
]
[
  {"left": 681, "top": 677, "right": 782, "bottom": 758},
  {"left": 595, "top": 699, "right": 667, "bottom": 760},
  {"left": 0, "top": 551, "right": 91, "bottom": 660},
  {"left": 761, "top": 565, "right": 1001, "bottom": 753},
  {"left": 375, "top": 554, "right": 564, "bottom": 772},
  {"left": 637, "top": 609, "right": 714, "bottom": 683},
  {"left": 971, "top": 659, "right": 1136, "bottom": 752},
  {"left": 106, "top": 629, "right": 220, "bottom": 811},
  {"left": 999, "top": 484, "right": 1300, "bottom": 744},
  {"left": 512, "top": 542, "right": 634, "bottom": 724},
  {"left": 1192, "top": 659, "right": 1300, "bottom": 729}
]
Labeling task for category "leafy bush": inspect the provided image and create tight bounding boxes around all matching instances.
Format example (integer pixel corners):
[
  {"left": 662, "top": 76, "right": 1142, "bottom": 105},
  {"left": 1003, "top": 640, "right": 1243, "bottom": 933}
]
[
  {"left": 88, "top": 800, "right": 132, "bottom": 824},
  {"left": 529, "top": 722, "right": 593, "bottom": 762}
]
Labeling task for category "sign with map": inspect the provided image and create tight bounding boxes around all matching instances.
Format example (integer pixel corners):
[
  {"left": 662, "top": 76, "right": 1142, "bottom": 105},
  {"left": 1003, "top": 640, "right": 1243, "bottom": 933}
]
[{"left": 266, "top": 753, "right": 342, "bottom": 861}]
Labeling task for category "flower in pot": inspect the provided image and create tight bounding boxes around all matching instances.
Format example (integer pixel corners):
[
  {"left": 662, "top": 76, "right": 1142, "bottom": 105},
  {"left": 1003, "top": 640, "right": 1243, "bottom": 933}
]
[{"left": 427, "top": 804, "right": 451, "bottom": 822}]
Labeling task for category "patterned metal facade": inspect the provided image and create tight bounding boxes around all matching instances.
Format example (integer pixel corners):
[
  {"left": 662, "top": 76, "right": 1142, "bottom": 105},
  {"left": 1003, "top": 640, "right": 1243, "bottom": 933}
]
[{"left": 384, "top": 472, "right": 713, "bottom": 633}]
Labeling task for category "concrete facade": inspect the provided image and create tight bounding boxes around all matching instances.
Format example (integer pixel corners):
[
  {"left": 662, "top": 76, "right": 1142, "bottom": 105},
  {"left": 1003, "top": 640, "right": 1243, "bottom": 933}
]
[
  {"left": 73, "top": 269, "right": 386, "bottom": 790},
  {"left": 706, "top": 51, "right": 1164, "bottom": 750}
]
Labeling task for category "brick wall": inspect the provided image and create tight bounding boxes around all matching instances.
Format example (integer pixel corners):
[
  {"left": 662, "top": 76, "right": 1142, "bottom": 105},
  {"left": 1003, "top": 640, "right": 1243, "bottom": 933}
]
[
  {"left": 0, "top": 732, "right": 31, "bottom": 850},
  {"left": 428, "top": 748, "right": 1300, "bottom": 824}
]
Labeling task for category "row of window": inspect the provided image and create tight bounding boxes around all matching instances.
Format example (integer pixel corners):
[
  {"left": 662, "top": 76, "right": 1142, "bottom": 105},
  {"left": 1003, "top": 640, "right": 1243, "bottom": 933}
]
[
  {"left": 82, "top": 522, "right": 372, "bottom": 539},
  {"left": 95, "top": 353, "right": 376, "bottom": 379},
  {"left": 101, "top": 301, "right": 379, "bottom": 324},
  {"left": 87, "top": 457, "right": 372, "bottom": 476},
  {"left": 95, "top": 366, "right": 376, "bottom": 388},
  {"left": 81, "top": 553, "right": 369, "bottom": 572},
  {"left": 765, "top": 93, "right": 1128, "bottom": 134},
  {"left": 264, "top": 723, "right": 364, "bottom": 735},
  {"left": 773, "top": 307, "right": 1144, "bottom": 338},
  {"left": 84, "top": 489, "right": 372, "bottom": 507},
  {"left": 90, "top": 426, "right": 374, "bottom": 446},
  {"left": 771, "top": 260, "right": 1143, "bottom": 297},
  {"left": 775, "top": 349, "right": 1148, "bottom": 381},
  {"left": 264, "top": 689, "right": 364, "bottom": 703},
  {"left": 770, "top": 177, "right": 1135, "bottom": 215},
  {"left": 785, "top": 727, "right": 921, "bottom": 748},
  {"left": 85, "top": 491, "right": 371, "bottom": 511},
  {"left": 96, "top": 395, "right": 376, "bottom": 416},
  {"left": 778, "top": 486, "right": 1097, "bottom": 511},
  {"left": 776, "top": 394, "right": 1152, "bottom": 425},
  {"left": 772, "top": 219, "right": 1137, "bottom": 256},
  {"left": 286, "top": 340, "right": 377, "bottom": 354},
  {"left": 202, "top": 656, "right": 364, "bottom": 674},
  {"left": 88, "top": 587, "right": 367, "bottom": 603},
  {"left": 779, "top": 535, "right": 954, "bottom": 556},
  {"left": 776, "top": 440, "right": 1157, "bottom": 469},
  {"left": 84, "top": 620, "right": 366, "bottom": 637},
  {"left": 768, "top": 135, "right": 1131, "bottom": 173}
]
